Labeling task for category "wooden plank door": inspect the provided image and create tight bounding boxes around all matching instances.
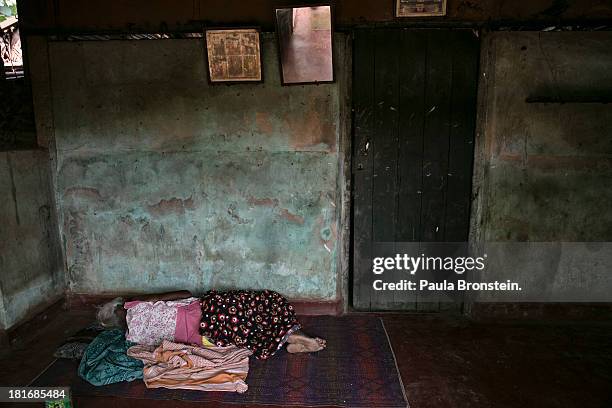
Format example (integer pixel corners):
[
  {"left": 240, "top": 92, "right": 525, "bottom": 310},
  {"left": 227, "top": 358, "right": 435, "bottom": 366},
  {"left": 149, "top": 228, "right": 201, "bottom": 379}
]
[{"left": 352, "top": 29, "right": 480, "bottom": 311}]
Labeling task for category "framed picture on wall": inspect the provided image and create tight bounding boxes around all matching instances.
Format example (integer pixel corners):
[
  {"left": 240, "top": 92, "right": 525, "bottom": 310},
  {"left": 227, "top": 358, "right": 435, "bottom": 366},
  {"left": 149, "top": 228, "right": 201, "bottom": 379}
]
[
  {"left": 205, "top": 28, "right": 263, "bottom": 83},
  {"left": 396, "top": 0, "right": 447, "bottom": 17}
]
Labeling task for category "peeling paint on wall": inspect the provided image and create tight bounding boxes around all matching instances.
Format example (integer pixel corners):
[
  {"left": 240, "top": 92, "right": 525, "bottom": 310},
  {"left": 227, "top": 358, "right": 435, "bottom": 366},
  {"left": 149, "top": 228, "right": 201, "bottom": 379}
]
[{"left": 48, "top": 35, "right": 345, "bottom": 300}]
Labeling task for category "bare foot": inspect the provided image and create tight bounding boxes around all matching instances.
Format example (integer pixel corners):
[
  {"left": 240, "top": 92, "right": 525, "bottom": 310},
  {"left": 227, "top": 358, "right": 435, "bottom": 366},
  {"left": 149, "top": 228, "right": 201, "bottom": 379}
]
[
  {"left": 287, "top": 333, "right": 326, "bottom": 352},
  {"left": 287, "top": 343, "right": 307, "bottom": 353}
]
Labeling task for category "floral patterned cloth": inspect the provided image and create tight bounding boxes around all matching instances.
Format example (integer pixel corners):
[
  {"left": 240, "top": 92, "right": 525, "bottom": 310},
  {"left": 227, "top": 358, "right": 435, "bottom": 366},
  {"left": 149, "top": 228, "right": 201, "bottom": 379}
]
[
  {"left": 200, "top": 290, "right": 300, "bottom": 359},
  {"left": 125, "top": 297, "right": 199, "bottom": 346}
]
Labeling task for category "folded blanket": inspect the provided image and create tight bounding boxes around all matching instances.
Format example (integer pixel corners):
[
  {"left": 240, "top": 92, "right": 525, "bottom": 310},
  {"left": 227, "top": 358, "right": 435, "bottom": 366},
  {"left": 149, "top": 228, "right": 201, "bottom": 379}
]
[
  {"left": 78, "top": 329, "right": 144, "bottom": 386},
  {"left": 128, "top": 340, "right": 252, "bottom": 393}
]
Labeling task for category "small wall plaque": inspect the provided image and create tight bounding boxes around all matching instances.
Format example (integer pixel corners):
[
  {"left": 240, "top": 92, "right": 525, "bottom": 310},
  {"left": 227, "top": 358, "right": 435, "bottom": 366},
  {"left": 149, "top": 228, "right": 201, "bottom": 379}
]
[
  {"left": 205, "top": 28, "right": 262, "bottom": 83},
  {"left": 396, "top": 0, "right": 447, "bottom": 17}
]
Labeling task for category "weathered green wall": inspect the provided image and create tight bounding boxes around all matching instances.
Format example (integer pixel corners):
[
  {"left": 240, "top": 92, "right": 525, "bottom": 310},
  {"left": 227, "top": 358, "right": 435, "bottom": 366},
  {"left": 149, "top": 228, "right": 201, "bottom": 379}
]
[
  {"left": 0, "top": 150, "right": 64, "bottom": 329},
  {"left": 470, "top": 32, "right": 612, "bottom": 304},
  {"left": 474, "top": 31, "right": 612, "bottom": 242},
  {"left": 45, "top": 34, "right": 346, "bottom": 299}
]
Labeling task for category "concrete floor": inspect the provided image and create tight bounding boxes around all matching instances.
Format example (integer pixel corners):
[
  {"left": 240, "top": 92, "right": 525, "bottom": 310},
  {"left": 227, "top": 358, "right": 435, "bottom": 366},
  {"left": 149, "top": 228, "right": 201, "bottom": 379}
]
[{"left": 2, "top": 310, "right": 611, "bottom": 408}]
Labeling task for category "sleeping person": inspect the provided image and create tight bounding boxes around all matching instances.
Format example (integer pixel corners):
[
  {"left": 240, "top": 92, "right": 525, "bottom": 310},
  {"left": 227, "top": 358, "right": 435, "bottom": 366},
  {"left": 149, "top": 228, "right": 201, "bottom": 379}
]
[{"left": 97, "top": 289, "right": 326, "bottom": 359}]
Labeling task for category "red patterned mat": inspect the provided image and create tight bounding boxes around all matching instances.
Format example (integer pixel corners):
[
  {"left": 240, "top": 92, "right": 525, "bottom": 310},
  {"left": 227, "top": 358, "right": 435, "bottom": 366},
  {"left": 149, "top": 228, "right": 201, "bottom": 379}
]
[{"left": 33, "top": 316, "right": 408, "bottom": 407}]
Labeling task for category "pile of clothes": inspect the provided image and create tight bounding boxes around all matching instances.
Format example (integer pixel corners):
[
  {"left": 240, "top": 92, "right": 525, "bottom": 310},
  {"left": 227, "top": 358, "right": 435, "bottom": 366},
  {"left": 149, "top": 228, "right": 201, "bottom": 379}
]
[
  {"left": 57, "top": 298, "right": 253, "bottom": 393},
  {"left": 127, "top": 340, "right": 251, "bottom": 393}
]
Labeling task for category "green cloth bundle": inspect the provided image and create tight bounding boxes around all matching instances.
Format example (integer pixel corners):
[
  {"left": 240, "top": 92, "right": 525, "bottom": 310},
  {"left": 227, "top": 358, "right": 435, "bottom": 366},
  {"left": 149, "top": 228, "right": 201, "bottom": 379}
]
[{"left": 78, "top": 329, "right": 143, "bottom": 386}]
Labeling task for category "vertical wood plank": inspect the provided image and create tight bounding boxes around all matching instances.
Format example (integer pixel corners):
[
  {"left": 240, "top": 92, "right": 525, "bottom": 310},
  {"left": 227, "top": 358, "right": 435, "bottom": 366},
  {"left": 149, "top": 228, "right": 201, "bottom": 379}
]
[
  {"left": 420, "top": 30, "right": 453, "bottom": 243},
  {"left": 441, "top": 31, "right": 480, "bottom": 312},
  {"left": 445, "top": 31, "right": 480, "bottom": 242},
  {"left": 397, "top": 29, "right": 427, "bottom": 244},
  {"left": 370, "top": 29, "right": 400, "bottom": 309},
  {"left": 395, "top": 29, "right": 428, "bottom": 310},
  {"left": 371, "top": 28, "right": 400, "bottom": 243},
  {"left": 417, "top": 30, "right": 453, "bottom": 311},
  {"left": 352, "top": 29, "right": 375, "bottom": 310}
]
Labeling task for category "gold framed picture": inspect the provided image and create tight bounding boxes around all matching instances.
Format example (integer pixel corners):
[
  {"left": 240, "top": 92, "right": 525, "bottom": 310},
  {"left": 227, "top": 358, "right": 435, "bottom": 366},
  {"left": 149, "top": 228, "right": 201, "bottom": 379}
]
[
  {"left": 396, "top": 0, "right": 447, "bottom": 17},
  {"left": 205, "top": 28, "right": 262, "bottom": 83}
]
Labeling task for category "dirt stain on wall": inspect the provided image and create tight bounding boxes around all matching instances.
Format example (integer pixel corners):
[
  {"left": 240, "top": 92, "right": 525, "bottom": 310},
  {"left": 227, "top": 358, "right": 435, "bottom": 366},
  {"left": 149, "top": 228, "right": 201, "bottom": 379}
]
[{"left": 148, "top": 196, "right": 195, "bottom": 217}]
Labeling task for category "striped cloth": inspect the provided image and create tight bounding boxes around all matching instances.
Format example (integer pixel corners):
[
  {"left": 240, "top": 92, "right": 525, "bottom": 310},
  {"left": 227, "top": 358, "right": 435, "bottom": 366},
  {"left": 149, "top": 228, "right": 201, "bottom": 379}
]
[{"left": 127, "top": 340, "right": 252, "bottom": 393}]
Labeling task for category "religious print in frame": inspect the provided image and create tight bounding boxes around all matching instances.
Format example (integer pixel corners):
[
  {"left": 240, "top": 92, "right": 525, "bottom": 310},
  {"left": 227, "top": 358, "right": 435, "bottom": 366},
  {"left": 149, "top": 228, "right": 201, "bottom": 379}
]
[
  {"left": 396, "top": 0, "right": 447, "bottom": 17},
  {"left": 205, "top": 28, "right": 262, "bottom": 83}
]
